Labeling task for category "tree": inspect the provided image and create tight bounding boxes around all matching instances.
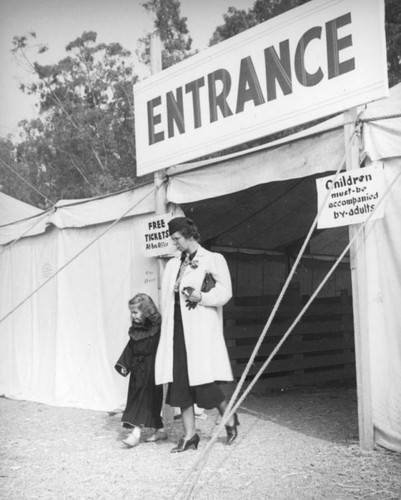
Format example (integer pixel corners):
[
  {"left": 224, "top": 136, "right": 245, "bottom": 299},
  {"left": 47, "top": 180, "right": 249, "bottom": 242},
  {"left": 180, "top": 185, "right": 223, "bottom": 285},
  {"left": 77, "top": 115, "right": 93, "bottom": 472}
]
[
  {"left": 10, "top": 31, "right": 139, "bottom": 204},
  {"left": 210, "top": 0, "right": 401, "bottom": 87},
  {"left": 0, "top": 137, "right": 45, "bottom": 207},
  {"left": 209, "top": 0, "right": 308, "bottom": 46},
  {"left": 386, "top": 0, "right": 401, "bottom": 87},
  {"left": 138, "top": 0, "right": 195, "bottom": 70}
]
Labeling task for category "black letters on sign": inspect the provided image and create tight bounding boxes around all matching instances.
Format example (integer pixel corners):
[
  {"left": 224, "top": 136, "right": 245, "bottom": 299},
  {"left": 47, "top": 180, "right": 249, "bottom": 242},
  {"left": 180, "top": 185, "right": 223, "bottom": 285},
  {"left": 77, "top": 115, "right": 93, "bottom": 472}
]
[
  {"left": 236, "top": 56, "right": 265, "bottom": 113},
  {"left": 326, "top": 13, "right": 355, "bottom": 79},
  {"left": 147, "top": 96, "right": 164, "bottom": 145},
  {"left": 185, "top": 77, "right": 205, "bottom": 129},
  {"left": 167, "top": 87, "right": 185, "bottom": 138},
  {"left": 295, "top": 26, "right": 324, "bottom": 87},
  {"left": 265, "top": 39, "right": 293, "bottom": 102},
  {"left": 145, "top": 11, "right": 356, "bottom": 147},
  {"left": 208, "top": 69, "right": 233, "bottom": 123}
]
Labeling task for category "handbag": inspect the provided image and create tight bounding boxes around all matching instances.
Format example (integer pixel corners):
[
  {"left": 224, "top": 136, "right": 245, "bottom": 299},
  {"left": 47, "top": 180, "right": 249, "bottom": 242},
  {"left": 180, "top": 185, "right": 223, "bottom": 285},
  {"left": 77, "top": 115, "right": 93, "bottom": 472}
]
[
  {"left": 185, "top": 272, "right": 216, "bottom": 309},
  {"left": 201, "top": 272, "right": 216, "bottom": 293}
]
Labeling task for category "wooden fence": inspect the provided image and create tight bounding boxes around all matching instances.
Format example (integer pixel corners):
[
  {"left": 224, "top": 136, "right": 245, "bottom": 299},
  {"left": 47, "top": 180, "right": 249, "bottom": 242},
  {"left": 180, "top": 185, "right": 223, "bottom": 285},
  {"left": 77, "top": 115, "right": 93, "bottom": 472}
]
[{"left": 223, "top": 288, "right": 356, "bottom": 392}]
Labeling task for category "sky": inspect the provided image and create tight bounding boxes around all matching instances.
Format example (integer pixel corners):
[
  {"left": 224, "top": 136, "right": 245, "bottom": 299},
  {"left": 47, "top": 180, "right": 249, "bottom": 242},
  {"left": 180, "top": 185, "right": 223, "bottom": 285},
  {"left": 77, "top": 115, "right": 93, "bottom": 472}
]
[{"left": 0, "top": 0, "right": 255, "bottom": 140}]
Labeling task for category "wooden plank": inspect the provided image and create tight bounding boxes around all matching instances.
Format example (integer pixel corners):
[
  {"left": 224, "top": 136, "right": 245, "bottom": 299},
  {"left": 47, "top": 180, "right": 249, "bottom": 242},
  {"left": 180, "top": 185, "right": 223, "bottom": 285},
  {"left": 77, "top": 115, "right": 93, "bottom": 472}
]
[
  {"left": 224, "top": 307, "right": 352, "bottom": 323},
  {"left": 299, "top": 366, "right": 356, "bottom": 385},
  {"left": 228, "top": 338, "right": 355, "bottom": 358},
  {"left": 224, "top": 291, "right": 356, "bottom": 405},
  {"left": 225, "top": 301, "right": 352, "bottom": 317},
  {"left": 241, "top": 366, "right": 356, "bottom": 392},
  {"left": 232, "top": 352, "right": 356, "bottom": 376},
  {"left": 224, "top": 320, "right": 353, "bottom": 339}
]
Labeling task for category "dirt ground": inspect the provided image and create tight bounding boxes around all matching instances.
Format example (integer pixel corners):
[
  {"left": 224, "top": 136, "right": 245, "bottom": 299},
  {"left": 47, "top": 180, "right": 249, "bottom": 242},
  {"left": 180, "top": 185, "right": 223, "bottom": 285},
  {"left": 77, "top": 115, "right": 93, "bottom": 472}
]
[{"left": 1, "top": 386, "right": 400, "bottom": 500}]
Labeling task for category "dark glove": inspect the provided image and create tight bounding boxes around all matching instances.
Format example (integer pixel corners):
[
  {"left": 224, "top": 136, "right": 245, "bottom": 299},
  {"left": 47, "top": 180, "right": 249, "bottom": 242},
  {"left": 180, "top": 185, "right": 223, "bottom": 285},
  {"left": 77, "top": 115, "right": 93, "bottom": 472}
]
[{"left": 185, "top": 300, "right": 198, "bottom": 310}]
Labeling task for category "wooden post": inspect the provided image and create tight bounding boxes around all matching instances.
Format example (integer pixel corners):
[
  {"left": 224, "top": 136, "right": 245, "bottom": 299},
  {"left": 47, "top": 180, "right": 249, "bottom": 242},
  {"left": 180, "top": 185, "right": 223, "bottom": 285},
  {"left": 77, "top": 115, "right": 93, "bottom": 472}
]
[
  {"left": 343, "top": 108, "right": 374, "bottom": 450},
  {"left": 150, "top": 32, "right": 174, "bottom": 433}
]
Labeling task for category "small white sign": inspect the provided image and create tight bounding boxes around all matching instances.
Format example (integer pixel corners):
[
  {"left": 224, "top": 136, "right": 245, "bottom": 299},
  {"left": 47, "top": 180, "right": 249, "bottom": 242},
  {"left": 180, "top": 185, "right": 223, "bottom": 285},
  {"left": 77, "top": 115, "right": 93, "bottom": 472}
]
[
  {"left": 316, "top": 164, "right": 385, "bottom": 229},
  {"left": 141, "top": 213, "right": 176, "bottom": 257}
]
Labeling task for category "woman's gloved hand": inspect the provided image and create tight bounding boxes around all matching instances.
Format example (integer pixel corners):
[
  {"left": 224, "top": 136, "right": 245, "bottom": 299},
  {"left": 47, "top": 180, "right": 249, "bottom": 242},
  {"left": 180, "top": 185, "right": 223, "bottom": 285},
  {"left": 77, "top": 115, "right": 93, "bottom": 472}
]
[{"left": 182, "top": 287, "right": 202, "bottom": 309}]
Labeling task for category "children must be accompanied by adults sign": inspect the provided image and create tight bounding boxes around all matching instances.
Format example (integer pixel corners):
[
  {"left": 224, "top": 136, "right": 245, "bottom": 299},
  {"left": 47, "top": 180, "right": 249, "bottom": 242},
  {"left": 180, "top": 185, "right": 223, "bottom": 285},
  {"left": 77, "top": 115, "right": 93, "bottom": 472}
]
[
  {"left": 316, "top": 164, "right": 385, "bottom": 229},
  {"left": 140, "top": 213, "right": 177, "bottom": 257},
  {"left": 134, "top": 0, "right": 388, "bottom": 175}
]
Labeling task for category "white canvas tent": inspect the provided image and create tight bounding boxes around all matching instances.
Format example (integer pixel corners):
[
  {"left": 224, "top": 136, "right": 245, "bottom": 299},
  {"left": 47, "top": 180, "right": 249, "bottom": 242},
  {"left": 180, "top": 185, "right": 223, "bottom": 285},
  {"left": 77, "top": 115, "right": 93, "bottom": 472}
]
[
  {"left": 163, "top": 84, "right": 401, "bottom": 453},
  {"left": 0, "top": 84, "right": 400, "bottom": 451},
  {"left": 0, "top": 192, "right": 42, "bottom": 226},
  {"left": 0, "top": 185, "right": 183, "bottom": 411}
]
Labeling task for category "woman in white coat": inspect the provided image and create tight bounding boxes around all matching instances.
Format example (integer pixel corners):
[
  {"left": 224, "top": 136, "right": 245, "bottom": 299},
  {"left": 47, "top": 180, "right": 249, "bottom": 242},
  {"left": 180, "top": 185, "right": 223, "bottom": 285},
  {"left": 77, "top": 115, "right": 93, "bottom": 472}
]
[{"left": 155, "top": 217, "right": 239, "bottom": 453}]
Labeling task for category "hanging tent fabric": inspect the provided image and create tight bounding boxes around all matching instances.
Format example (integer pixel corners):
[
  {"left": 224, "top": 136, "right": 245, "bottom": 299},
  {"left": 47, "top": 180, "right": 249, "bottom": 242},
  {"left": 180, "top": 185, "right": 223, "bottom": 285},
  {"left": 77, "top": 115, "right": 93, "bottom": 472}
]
[
  {"left": 0, "top": 185, "right": 180, "bottom": 411},
  {"left": 0, "top": 85, "right": 400, "bottom": 451}
]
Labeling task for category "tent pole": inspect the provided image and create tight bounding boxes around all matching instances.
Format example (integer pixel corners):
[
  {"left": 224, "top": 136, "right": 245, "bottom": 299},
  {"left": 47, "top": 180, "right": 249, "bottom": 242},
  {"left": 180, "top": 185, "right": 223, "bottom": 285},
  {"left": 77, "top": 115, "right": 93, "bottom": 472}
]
[
  {"left": 343, "top": 108, "right": 374, "bottom": 450},
  {"left": 150, "top": 31, "right": 166, "bottom": 310},
  {"left": 150, "top": 32, "right": 174, "bottom": 433}
]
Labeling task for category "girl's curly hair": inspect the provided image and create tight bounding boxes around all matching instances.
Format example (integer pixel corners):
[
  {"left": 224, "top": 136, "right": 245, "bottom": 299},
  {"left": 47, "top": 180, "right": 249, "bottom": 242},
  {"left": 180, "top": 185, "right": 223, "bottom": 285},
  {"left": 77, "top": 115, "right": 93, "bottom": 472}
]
[{"left": 128, "top": 293, "right": 161, "bottom": 326}]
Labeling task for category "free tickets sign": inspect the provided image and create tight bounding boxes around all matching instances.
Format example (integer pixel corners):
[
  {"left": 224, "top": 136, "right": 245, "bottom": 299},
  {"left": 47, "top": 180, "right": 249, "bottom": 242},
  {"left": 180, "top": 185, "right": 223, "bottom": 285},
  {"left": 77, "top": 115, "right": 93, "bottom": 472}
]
[{"left": 140, "top": 213, "right": 177, "bottom": 257}]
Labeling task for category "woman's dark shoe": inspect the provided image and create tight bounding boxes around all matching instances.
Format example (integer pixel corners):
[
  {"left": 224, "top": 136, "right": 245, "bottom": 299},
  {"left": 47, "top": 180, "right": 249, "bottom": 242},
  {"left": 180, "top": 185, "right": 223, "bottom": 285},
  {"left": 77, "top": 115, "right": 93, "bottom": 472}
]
[
  {"left": 225, "top": 413, "right": 240, "bottom": 445},
  {"left": 170, "top": 433, "right": 200, "bottom": 453}
]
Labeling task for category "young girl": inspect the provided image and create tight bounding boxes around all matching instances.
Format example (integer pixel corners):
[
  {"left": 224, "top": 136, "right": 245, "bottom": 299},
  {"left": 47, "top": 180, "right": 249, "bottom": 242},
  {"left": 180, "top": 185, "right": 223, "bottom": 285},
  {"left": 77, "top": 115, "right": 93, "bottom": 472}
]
[{"left": 115, "top": 293, "right": 166, "bottom": 447}]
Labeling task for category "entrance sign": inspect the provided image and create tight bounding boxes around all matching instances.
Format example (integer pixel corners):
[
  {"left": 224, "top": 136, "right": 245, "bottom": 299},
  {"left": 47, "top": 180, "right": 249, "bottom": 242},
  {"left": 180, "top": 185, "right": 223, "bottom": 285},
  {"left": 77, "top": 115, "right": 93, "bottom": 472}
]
[
  {"left": 134, "top": 0, "right": 388, "bottom": 175},
  {"left": 316, "top": 163, "right": 385, "bottom": 229},
  {"left": 140, "top": 213, "right": 177, "bottom": 257}
]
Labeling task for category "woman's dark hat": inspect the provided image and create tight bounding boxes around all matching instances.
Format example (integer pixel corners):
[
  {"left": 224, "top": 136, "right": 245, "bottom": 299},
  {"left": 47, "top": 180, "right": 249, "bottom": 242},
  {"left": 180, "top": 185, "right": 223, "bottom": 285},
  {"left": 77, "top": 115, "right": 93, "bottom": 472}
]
[{"left": 168, "top": 217, "right": 194, "bottom": 235}]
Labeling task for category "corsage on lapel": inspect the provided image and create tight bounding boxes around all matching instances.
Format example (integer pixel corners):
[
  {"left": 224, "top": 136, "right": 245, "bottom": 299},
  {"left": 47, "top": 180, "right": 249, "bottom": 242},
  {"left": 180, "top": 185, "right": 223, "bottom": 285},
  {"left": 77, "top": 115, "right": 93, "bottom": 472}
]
[{"left": 189, "top": 259, "right": 199, "bottom": 269}]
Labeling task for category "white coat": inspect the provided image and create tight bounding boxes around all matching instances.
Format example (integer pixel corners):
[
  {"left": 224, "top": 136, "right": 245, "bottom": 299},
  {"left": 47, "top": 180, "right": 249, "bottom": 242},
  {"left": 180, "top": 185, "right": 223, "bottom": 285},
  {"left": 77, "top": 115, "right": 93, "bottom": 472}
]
[{"left": 155, "top": 246, "right": 234, "bottom": 386}]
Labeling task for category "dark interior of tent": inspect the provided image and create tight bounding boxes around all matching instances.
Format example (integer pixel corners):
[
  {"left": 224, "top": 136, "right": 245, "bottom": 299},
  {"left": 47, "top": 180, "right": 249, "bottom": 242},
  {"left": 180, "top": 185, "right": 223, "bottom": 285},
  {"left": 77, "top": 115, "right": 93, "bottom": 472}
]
[{"left": 181, "top": 172, "right": 356, "bottom": 392}]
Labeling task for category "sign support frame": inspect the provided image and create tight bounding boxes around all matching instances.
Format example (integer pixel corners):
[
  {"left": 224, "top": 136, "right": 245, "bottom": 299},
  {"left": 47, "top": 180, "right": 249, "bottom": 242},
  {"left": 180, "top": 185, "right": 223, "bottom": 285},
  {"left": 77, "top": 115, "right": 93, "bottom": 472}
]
[
  {"left": 344, "top": 108, "right": 374, "bottom": 450},
  {"left": 150, "top": 32, "right": 174, "bottom": 433}
]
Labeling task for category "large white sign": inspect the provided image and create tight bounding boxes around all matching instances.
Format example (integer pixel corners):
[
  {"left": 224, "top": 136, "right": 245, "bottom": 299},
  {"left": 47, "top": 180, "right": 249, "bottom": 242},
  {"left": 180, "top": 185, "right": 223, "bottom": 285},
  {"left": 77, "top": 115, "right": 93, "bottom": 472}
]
[
  {"left": 316, "top": 164, "right": 385, "bottom": 229},
  {"left": 134, "top": 0, "right": 388, "bottom": 175}
]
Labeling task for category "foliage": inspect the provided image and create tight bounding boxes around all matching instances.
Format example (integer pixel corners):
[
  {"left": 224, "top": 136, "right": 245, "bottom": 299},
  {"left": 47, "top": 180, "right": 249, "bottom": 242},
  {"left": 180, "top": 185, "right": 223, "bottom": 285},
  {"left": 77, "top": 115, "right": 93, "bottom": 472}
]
[
  {"left": 3, "top": 1, "right": 196, "bottom": 206},
  {"left": 209, "top": 0, "right": 308, "bottom": 46},
  {"left": 8, "top": 31, "right": 138, "bottom": 206},
  {"left": 0, "top": 137, "right": 43, "bottom": 207},
  {"left": 386, "top": 0, "right": 401, "bottom": 87},
  {"left": 138, "top": 0, "right": 195, "bottom": 70},
  {"left": 210, "top": 0, "right": 400, "bottom": 87}
]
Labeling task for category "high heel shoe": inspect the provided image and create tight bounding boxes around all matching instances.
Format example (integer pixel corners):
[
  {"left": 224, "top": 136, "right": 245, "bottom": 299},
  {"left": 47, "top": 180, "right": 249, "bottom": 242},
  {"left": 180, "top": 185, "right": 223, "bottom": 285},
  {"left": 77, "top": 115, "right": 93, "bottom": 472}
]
[
  {"left": 225, "top": 413, "right": 240, "bottom": 445},
  {"left": 170, "top": 433, "right": 200, "bottom": 453}
]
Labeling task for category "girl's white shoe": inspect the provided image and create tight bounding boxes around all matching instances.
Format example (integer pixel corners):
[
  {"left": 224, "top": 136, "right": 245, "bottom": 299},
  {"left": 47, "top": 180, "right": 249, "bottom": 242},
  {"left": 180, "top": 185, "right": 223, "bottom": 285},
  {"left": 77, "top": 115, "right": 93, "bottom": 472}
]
[
  {"left": 123, "top": 426, "right": 141, "bottom": 447},
  {"left": 123, "top": 433, "right": 140, "bottom": 447}
]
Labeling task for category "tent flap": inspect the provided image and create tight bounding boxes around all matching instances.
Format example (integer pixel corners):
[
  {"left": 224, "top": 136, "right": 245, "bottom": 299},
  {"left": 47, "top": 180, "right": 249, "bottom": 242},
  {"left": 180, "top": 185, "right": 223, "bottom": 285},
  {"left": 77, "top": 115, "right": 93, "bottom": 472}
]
[
  {"left": 0, "top": 184, "right": 156, "bottom": 246},
  {"left": 167, "top": 129, "right": 345, "bottom": 205},
  {"left": 0, "top": 215, "right": 159, "bottom": 411},
  {"left": 365, "top": 158, "right": 401, "bottom": 452}
]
